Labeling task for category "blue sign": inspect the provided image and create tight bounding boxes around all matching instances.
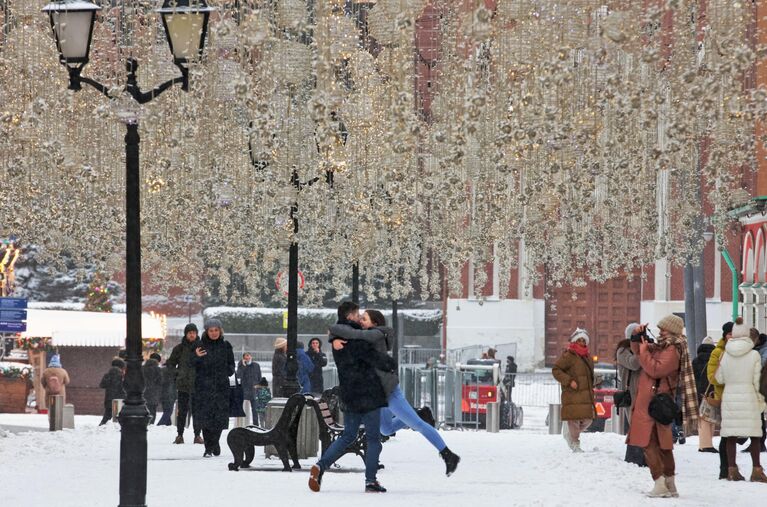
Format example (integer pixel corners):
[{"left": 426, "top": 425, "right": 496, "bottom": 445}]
[
  {"left": 0, "top": 298, "right": 27, "bottom": 310},
  {"left": 0, "top": 310, "right": 26, "bottom": 321},
  {"left": 0, "top": 321, "right": 26, "bottom": 333}
]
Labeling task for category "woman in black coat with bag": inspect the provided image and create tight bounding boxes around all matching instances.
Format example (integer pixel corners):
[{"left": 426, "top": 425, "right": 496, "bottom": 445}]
[{"left": 192, "top": 319, "right": 235, "bottom": 457}]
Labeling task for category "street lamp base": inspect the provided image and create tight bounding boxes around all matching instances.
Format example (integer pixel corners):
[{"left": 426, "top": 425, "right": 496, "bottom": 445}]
[{"left": 118, "top": 403, "right": 150, "bottom": 507}]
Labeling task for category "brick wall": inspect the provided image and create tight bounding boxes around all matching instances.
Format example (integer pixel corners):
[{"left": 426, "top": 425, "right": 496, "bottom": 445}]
[
  {"left": 0, "top": 377, "right": 30, "bottom": 413},
  {"left": 59, "top": 347, "right": 121, "bottom": 415}
]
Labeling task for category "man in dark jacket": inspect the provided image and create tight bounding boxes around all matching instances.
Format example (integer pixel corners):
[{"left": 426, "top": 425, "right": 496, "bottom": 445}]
[
  {"left": 142, "top": 353, "right": 163, "bottom": 424},
  {"left": 308, "top": 302, "right": 394, "bottom": 494},
  {"left": 99, "top": 358, "right": 126, "bottom": 425},
  {"left": 236, "top": 352, "right": 262, "bottom": 425},
  {"left": 157, "top": 357, "right": 177, "bottom": 426},
  {"left": 166, "top": 323, "right": 203, "bottom": 444},
  {"left": 307, "top": 337, "right": 328, "bottom": 395}
]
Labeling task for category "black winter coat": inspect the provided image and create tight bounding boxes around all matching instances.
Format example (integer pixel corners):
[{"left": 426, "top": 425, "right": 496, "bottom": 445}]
[
  {"left": 99, "top": 366, "right": 125, "bottom": 402},
  {"left": 271, "top": 350, "right": 287, "bottom": 397},
  {"left": 142, "top": 358, "right": 163, "bottom": 406},
  {"left": 306, "top": 348, "right": 328, "bottom": 394},
  {"left": 236, "top": 361, "right": 262, "bottom": 398},
  {"left": 160, "top": 365, "right": 177, "bottom": 410},
  {"left": 167, "top": 338, "right": 201, "bottom": 393},
  {"left": 692, "top": 343, "right": 716, "bottom": 402},
  {"left": 333, "top": 337, "right": 395, "bottom": 414},
  {"left": 191, "top": 333, "right": 235, "bottom": 431}
]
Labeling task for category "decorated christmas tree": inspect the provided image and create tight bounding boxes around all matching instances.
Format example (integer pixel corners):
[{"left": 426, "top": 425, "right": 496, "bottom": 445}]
[{"left": 84, "top": 274, "right": 112, "bottom": 313}]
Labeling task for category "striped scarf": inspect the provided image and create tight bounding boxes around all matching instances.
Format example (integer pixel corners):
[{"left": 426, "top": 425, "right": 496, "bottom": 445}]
[{"left": 656, "top": 333, "right": 699, "bottom": 434}]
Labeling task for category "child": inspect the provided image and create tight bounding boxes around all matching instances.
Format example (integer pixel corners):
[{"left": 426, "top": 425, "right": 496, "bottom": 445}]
[{"left": 253, "top": 377, "right": 272, "bottom": 427}]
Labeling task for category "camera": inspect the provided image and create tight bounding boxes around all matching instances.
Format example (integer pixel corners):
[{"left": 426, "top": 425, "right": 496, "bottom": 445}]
[{"left": 631, "top": 325, "right": 655, "bottom": 343}]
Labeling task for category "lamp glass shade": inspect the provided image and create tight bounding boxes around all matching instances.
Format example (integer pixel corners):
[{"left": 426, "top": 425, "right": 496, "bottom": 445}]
[
  {"left": 51, "top": 10, "right": 95, "bottom": 60},
  {"left": 162, "top": 12, "right": 206, "bottom": 62}
]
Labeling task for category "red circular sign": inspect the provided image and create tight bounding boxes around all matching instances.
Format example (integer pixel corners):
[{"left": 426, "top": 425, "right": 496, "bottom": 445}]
[{"left": 275, "top": 271, "right": 305, "bottom": 295}]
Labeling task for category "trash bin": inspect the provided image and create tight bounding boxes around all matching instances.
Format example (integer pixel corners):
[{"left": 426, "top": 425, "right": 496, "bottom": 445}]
[
  {"left": 548, "top": 403, "right": 562, "bottom": 435},
  {"left": 63, "top": 404, "right": 75, "bottom": 430},
  {"left": 264, "top": 398, "right": 319, "bottom": 459}
]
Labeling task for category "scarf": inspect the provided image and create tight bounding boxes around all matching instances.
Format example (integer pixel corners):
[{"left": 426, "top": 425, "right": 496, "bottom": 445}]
[
  {"left": 655, "top": 333, "right": 699, "bottom": 434},
  {"left": 568, "top": 342, "right": 590, "bottom": 358}
]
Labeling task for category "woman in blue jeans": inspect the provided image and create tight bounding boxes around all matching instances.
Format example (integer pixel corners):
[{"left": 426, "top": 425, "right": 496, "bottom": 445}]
[{"left": 330, "top": 308, "right": 460, "bottom": 476}]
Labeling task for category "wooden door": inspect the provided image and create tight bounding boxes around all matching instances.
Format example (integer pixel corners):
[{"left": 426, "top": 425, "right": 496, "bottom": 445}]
[{"left": 545, "top": 274, "right": 641, "bottom": 366}]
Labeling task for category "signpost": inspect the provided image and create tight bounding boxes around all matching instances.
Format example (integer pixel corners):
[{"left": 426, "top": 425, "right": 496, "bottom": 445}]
[{"left": 0, "top": 297, "right": 27, "bottom": 333}]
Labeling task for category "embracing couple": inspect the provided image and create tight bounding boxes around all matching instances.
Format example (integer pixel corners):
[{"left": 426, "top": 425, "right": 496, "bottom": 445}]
[{"left": 308, "top": 301, "right": 460, "bottom": 494}]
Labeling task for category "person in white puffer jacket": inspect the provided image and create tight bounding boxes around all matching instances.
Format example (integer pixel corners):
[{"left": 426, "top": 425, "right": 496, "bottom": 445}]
[{"left": 715, "top": 317, "right": 767, "bottom": 483}]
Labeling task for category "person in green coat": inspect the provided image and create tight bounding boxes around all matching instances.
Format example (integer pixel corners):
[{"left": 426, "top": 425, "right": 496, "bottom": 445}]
[{"left": 166, "top": 323, "right": 203, "bottom": 444}]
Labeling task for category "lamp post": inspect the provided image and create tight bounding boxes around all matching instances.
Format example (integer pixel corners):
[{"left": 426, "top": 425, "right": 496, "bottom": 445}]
[{"left": 42, "top": 2, "right": 213, "bottom": 506}]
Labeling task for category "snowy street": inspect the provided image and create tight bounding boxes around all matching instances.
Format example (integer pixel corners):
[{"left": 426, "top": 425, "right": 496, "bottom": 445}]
[{"left": 1, "top": 414, "right": 764, "bottom": 506}]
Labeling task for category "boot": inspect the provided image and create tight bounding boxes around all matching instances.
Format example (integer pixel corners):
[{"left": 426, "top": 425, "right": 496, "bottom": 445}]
[
  {"left": 727, "top": 466, "right": 745, "bottom": 481},
  {"left": 562, "top": 423, "right": 574, "bottom": 450},
  {"left": 308, "top": 464, "right": 323, "bottom": 492},
  {"left": 416, "top": 407, "right": 436, "bottom": 428},
  {"left": 439, "top": 447, "right": 460, "bottom": 477},
  {"left": 365, "top": 481, "right": 387, "bottom": 493},
  {"left": 665, "top": 476, "right": 679, "bottom": 498},
  {"left": 173, "top": 435, "right": 184, "bottom": 444},
  {"left": 646, "top": 477, "right": 670, "bottom": 498},
  {"left": 750, "top": 466, "right": 767, "bottom": 483},
  {"left": 571, "top": 441, "right": 583, "bottom": 453},
  {"left": 193, "top": 435, "right": 204, "bottom": 445}
]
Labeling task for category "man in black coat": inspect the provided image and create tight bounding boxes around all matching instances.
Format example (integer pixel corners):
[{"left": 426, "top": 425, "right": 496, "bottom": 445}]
[
  {"left": 236, "top": 352, "right": 262, "bottom": 425},
  {"left": 157, "top": 357, "right": 177, "bottom": 426},
  {"left": 306, "top": 338, "right": 328, "bottom": 395},
  {"left": 309, "top": 302, "right": 394, "bottom": 493},
  {"left": 192, "top": 319, "right": 235, "bottom": 457},
  {"left": 142, "top": 353, "right": 163, "bottom": 424},
  {"left": 98, "top": 358, "right": 126, "bottom": 425},
  {"left": 166, "top": 323, "right": 203, "bottom": 444}
]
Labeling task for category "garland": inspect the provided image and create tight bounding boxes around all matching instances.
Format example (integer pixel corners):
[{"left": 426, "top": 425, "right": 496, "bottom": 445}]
[
  {"left": 0, "top": 362, "right": 32, "bottom": 379},
  {"left": 15, "top": 336, "right": 55, "bottom": 353}
]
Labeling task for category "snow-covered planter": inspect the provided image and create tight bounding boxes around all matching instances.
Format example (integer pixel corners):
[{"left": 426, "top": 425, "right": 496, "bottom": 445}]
[{"left": 0, "top": 362, "right": 32, "bottom": 413}]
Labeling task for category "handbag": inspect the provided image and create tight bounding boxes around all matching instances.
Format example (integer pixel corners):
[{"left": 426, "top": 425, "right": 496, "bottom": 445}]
[
  {"left": 699, "top": 385, "right": 721, "bottom": 425},
  {"left": 648, "top": 377, "right": 681, "bottom": 425},
  {"left": 614, "top": 372, "right": 632, "bottom": 409},
  {"left": 229, "top": 375, "right": 246, "bottom": 418}
]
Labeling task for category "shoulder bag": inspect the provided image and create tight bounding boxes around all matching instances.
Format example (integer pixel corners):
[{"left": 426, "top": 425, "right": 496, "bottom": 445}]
[
  {"left": 698, "top": 382, "right": 721, "bottom": 425},
  {"left": 648, "top": 377, "right": 681, "bottom": 426}
]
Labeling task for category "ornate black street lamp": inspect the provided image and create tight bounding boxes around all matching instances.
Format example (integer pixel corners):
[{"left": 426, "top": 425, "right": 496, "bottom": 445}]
[{"left": 42, "top": 1, "right": 213, "bottom": 506}]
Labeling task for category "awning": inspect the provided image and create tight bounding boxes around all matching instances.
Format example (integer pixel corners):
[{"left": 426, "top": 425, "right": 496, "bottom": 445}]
[{"left": 21, "top": 309, "right": 165, "bottom": 347}]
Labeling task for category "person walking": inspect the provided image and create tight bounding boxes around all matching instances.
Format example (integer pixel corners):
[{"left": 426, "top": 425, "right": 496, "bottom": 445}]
[
  {"left": 142, "top": 353, "right": 163, "bottom": 424},
  {"left": 329, "top": 304, "right": 461, "bottom": 476},
  {"left": 41, "top": 354, "right": 70, "bottom": 408},
  {"left": 552, "top": 328, "right": 596, "bottom": 453},
  {"left": 166, "top": 323, "right": 203, "bottom": 444},
  {"left": 693, "top": 336, "right": 717, "bottom": 453},
  {"left": 715, "top": 317, "right": 767, "bottom": 482},
  {"left": 253, "top": 377, "right": 272, "bottom": 427},
  {"left": 309, "top": 302, "right": 396, "bottom": 493},
  {"left": 271, "top": 337, "right": 287, "bottom": 397},
  {"left": 157, "top": 356, "right": 177, "bottom": 426},
  {"left": 296, "top": 341, "right": 315, "bottom": 394},
  {"left": 616, "top": 323, "right": 645, "bottom": 466},
  {"left": 306, "top": 337, "right": 328, "bottom": 396},
  {"left": 627, "top": 315, "right": 698, "bottom": 498},
  {"left": 708, "top": 321, "right": 734, "bottom": 479},
  {"left": 192, "top": 319, "right": 235, "bottom": 457},
  {"left": 236, "top": 352, "right": 262, "bottom": 425},
  {"left": 98, "top": 358, "right": 125, "bottom": 425}
]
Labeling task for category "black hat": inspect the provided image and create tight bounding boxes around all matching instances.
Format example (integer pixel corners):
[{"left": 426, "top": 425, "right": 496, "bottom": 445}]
[
  {"left": 112, "top": 358, "right": 126, "bottom": 368},
  {"left": 184, "top": 323, "right": 198, "bottom": 336},
  {"left": 149, "top": 353, "right": 162, "bottom": 362},
  {"left": 722, "top": 321, "right": 734, "bottom": 338}
]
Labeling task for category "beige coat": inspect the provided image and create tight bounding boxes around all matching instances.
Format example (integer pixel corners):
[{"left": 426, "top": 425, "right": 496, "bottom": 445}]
[{"left": 41, "top": 367, "right": 70, "bottom": 402}]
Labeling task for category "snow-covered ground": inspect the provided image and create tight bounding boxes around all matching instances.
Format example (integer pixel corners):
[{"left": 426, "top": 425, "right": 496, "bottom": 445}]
[{"left": 0, "top": 413, "right": 764, "bottom": 506}]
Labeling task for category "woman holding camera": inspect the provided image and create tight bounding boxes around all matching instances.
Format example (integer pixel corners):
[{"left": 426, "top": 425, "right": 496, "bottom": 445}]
[
  {"left": 626, "top": 314, "right": 698, "bottom": 498},
  {"left": 714, "top": 317, "right": 767, "bottom": 482},
  {"left": 552, "top": 328, "right": 596, "bottom": 453}
]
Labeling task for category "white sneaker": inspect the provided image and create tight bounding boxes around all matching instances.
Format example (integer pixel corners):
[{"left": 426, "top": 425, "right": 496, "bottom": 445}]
[
  {"left": 562, "top": 423, "right": 574, "bottom": 450},
  {"left": 646, "top": 476, "right": 671, "bottom": 498},
  {"left": 571, "top": 441, "right": 583, "bottom": 453}
]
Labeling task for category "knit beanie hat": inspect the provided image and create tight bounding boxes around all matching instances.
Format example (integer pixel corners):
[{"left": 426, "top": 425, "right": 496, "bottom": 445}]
[
  {"left": 48, "top": 354, "right": 62, "bottom": 368},
  {"left": 183, "top": 323, "right": 198, "bottom": 336},
  {"left": 569, "top": 328, "right": 590, "bottom": 345},
  {"left": 702, "top": 336, "right": 715, "bottom": 345},
  {"left": 625, "top": 323, "right": 640, "bottom": 341},
  {"left": 204, "top": 319, "right": 223, "bottom": 331},
  {"left": 722, "top": 321, "right": 734, "bottom": 338},
  {"left": 657, "top": 314, "right": 684, "bottom": 336},
  {"left": 274, "top": 337, "right": 287, "bottom": 349},
  {"left": 731, "top": 317, "right": 750, "bottom": 339}
]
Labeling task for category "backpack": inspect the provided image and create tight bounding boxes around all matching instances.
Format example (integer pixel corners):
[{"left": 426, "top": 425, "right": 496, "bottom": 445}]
[{"left": 47, "top": 375, "right": 63, "bottom": 395}]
